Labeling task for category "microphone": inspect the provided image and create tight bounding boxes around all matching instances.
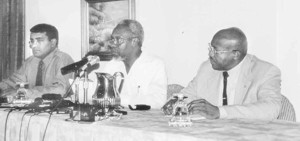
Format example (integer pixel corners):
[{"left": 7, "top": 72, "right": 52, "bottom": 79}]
[
  {"left": 61, "top": 58, "right": 88, "bottom": 75},
  {"left": 61, "top": 55, "right": 100, "bottom": 75},
  {"left": 26, "top": 97, "right": 44, "bottom": 109},
  {"left": 80, "top": 55, "right": 100, "bottom": 72}
]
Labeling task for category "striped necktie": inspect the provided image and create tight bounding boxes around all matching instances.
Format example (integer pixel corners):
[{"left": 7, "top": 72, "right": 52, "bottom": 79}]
[
  {"left": 222, "top": 71, "right": 229, "bottom": 105},
  {"left": 36, "top": 60, "right": 44, "bottom": 86}
]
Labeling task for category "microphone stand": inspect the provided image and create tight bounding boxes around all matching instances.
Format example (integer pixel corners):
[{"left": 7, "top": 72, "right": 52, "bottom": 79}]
[
  {"left": 83, "top": 71, "right": 88, "bottom": 104},
  {"left": 74, "top": 70, "right": 80, "bottom": 104},
  {"left": 43, "top": 58, "right": 100, "bottom": 141},
  {"left": 70, "top": 70, "right": 97, "bottom": 122}
]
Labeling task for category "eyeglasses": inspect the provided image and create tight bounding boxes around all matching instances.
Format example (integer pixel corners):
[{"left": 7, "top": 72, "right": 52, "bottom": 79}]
[
  {"left": 29, "top": 38, "right": 45, "bottom": 48},
  {"left": 108, "top": 36, "right": 137, "bottom": 46},
  {"left": 208, "top": 43, "right": 236, "bottom": 55}
]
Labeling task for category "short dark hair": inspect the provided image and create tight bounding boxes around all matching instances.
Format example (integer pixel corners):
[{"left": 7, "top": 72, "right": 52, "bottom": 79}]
[{"left": 30, "top": 23, "right": 59, "bottom": 45}]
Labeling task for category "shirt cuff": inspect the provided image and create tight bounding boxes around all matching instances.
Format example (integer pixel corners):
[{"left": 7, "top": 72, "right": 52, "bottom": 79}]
[{"left": 218, "top": 106, "right": 228, "bottom": 119}]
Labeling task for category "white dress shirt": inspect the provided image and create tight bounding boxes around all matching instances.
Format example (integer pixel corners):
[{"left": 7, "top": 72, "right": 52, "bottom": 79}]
[
  {"left": 91, "top": 52, "right": 168, "bottom": 109},
  {"left": 219, "top": 58, "right": 245, "bottom": 118}
]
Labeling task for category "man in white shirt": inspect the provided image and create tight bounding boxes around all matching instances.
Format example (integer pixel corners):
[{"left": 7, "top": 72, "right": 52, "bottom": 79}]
[
  {"left": 162, "top": 27, "right": 282, "bottom": 120},
  {"left": 93, "top": 19, "right": 167, "bottom": 109}
]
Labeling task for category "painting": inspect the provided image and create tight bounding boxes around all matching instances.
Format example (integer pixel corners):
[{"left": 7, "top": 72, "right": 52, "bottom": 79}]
[{"left": 81, "top": 0, "right": 135, "bottom": 60}]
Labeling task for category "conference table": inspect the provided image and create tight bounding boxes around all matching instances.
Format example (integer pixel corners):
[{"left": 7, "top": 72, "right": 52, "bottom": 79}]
[{"left": 0, "top": 108, "right": 299, "bottom": 141}]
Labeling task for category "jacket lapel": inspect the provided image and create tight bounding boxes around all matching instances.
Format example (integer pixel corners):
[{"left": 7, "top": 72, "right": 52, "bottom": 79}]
[
  {"left": 234, "top": 55, "right": 254, "bottom": 104},
  {"left": 206, "top": 69, "right": 222, "bottom": 105}
]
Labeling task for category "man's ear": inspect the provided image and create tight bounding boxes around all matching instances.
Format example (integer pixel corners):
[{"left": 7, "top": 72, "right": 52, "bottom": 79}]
[
  {"left": 131, "top": 38, "right": 140, "bottom": 47},
  {"left": 50, "top": 39, "right": 57, "bottom": 47},
  {"left": 233, "top": 51, "right": 240, "bottom": 60}
]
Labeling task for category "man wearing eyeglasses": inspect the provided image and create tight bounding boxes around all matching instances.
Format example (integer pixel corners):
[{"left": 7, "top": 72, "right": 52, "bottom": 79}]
[
  {"left": 94, "top": 19, "right": 167, "bottom": 109},
  {"left": 162, "top": 27, "right": 282, "bottom": 120},
  {"left": 0, "top": 23, "right": 74, "bottom": 99}
]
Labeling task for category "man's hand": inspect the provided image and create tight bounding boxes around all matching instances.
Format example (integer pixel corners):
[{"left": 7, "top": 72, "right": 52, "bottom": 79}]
[
  {"left": 187, "top": 99, "right": 220, "bottom": 119},
  {"left": 161, "top": 98, "right": 177, "bottom": 115}
]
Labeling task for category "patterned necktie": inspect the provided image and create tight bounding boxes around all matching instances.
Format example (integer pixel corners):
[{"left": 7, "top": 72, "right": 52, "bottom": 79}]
[
  {"left": 36, "top": 60, "right": 44, "bottom": 86},
  {"left": 222, "top": 71, "right": 229, "bottom": 105}
]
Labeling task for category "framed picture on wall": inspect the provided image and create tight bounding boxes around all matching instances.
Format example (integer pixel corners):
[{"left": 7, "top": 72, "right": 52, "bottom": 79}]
[{"left": 81, "top": 0, "right": 136, "bottom": 61}]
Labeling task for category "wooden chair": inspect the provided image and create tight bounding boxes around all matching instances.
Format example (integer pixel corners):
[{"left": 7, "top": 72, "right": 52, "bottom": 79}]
[{"left": 277, "top": 95, "right": 296, "bottom": 122}]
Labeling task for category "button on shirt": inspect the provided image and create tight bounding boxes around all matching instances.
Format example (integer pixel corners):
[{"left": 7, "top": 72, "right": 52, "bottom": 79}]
[{"left": 219, "top": 59, "right": 245, "bottom": 118}]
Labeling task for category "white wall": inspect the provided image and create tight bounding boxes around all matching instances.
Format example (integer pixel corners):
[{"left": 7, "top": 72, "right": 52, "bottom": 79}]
[
  {"left": 25, "top": 0, "right": 82, "bottom": 61},
  {"left": 136, "top": 0, "right": 277, "bottom": 86},
  {"left": 26, "top": 0, "right": 300, "bottom": 121},
  {"left": 276, "top": 0, "right": 300, "bottom": 121}
]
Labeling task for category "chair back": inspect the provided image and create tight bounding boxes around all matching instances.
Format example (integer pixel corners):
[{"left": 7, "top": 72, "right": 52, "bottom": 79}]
[{"left": 277, "top": 95, "right": 296, "bottom": 122}]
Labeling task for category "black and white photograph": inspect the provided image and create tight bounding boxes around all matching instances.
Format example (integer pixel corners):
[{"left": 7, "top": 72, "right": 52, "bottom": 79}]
[{"left": 0, "top": 0, "right": 299, "bottom": 140}]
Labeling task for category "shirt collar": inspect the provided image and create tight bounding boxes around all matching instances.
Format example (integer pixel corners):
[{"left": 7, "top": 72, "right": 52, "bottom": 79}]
[
  {"left": 38, "top": 48, "right": 58, "bottom": 65},
  {"left": 227, "top": 57, "right": 245, "bottom": 77},
  {"left": 127, "top": 52, "right": 144, "bottom": 75}
]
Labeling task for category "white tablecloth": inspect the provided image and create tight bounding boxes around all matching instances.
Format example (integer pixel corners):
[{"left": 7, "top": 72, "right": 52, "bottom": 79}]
[{"left": 0, "top": 108, "right": 299, "bottom": 141}]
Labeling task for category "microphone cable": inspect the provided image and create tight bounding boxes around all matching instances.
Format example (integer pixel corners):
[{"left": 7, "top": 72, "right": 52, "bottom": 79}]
[
  {"left": 25, "top": 112, "right": 39, "bottom": 141},
  {"left": 19, "top": 109, "right": 33, "bottom": 141},
  {"left": 4, "top": 108, "right": 16, "bottom": 141},
  {"left": 42, "top": 59, "right": 100, "bottom": 141},
  {"left": 42, "top": 111, "right": 53, "bottom": 141},
  {"left": 42, "top": 77, "right": 78, "bottom": 141}
]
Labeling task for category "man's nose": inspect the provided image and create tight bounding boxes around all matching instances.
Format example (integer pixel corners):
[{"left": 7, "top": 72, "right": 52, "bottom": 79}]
[
  {"left": 32, "top": 44, "right": 38, "bottom": 48},
  {"left": 208, "top": 50, "right": 215, "bottom": 57},
  {"left": 108, "top": 42, "right": 118, "bottom": 49},
  {"left": 30, "top": 41, "right": 39, "bottom": 48}
]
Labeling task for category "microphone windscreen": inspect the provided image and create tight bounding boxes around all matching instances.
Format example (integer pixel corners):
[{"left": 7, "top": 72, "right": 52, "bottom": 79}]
[
  {"left": 27, "top": 97, "right": 43, "bottom": 109},
  {"left": 61, "top": 58, "right": 88, "bottom": 75},
  {"left": 42, "top": 93, "right": 62, "bottom": 101},
  {"left": 34, "top": 97, "right": 43, "bottom": 103}
]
